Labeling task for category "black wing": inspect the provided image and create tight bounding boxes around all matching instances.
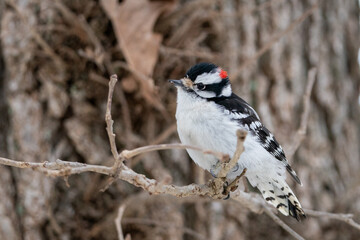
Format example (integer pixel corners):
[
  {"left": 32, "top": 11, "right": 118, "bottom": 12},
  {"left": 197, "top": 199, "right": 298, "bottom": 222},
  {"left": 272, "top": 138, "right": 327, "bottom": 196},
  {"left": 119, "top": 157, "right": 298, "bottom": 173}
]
[
  {"left": 210, "top": 93, "right": 260, "bottom": 119},
  {"left": 209, "top": 93, "right": 301, "bottom": 184}
]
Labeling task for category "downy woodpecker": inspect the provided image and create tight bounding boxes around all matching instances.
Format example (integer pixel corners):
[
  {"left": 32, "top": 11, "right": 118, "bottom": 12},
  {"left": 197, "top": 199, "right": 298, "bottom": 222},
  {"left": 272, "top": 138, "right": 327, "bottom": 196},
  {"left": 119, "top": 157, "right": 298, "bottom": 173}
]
[{"left": 170, "top": 62, "right": 305, "bottom": 220}]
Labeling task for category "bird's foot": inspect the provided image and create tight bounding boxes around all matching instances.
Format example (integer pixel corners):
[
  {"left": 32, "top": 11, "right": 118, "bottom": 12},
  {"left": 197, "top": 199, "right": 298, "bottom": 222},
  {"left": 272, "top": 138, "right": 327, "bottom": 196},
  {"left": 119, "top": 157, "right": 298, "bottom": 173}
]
[
  {"left": 210, "top": 161, "right": 222, "bottom": 178},
  {"left": 222, "top": 168, "right": 248, "bottom": 200},
  {"left": 211, "top": 162, "right": 239, "bottom": 178}
]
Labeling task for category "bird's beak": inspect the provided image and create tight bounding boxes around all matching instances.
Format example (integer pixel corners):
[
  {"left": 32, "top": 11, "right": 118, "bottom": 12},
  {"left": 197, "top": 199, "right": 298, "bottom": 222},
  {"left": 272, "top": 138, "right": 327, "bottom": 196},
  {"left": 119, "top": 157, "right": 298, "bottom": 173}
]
[{"left": 168, "top": 79, "right": 184, "bottom": 87}]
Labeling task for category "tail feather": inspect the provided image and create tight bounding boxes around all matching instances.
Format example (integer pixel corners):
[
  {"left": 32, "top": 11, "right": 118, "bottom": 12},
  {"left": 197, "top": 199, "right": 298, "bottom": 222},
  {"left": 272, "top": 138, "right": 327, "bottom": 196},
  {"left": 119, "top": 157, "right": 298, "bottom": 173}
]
[{"left": 256, "top": 180, "right": 306, "bottom": 221}]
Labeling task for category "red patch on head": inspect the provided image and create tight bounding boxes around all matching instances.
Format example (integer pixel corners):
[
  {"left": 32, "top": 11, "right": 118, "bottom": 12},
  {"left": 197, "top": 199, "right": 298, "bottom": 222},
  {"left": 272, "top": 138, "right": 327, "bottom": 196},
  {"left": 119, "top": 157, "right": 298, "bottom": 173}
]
[{"left": 219, "top": 69, "right": 228, "bottom": 79}]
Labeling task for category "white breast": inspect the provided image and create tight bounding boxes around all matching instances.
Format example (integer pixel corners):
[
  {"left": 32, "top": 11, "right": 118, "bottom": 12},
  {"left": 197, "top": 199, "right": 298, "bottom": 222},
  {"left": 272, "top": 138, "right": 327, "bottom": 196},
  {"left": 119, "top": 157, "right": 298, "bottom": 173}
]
[
  {"left": 175, "top": 88, "right": 286, "bottom": 181},
  {"left": 175, "top": 88, "right": 239, "bottom": 172}
]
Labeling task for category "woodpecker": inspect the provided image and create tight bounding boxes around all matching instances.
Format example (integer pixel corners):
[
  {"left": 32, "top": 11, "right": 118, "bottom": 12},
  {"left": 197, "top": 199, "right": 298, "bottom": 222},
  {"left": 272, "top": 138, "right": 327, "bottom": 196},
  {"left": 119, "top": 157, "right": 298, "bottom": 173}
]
[{"left": 169, "top": 62, "right": 305, "bottom": 220}]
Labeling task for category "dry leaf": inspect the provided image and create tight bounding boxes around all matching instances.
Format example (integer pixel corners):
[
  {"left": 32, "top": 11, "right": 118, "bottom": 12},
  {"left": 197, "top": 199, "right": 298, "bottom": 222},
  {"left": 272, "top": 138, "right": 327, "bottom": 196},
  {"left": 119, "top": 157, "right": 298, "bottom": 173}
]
[{"left": 101, "top": 0, "right": 173, "bottom": 111}]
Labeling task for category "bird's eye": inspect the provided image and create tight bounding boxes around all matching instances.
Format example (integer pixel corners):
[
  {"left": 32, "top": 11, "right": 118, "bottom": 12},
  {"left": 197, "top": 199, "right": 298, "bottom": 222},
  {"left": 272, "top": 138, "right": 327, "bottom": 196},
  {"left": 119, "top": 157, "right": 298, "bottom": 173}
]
[{"left": 196, "top": 83, "right": 205, "bottom": 90}]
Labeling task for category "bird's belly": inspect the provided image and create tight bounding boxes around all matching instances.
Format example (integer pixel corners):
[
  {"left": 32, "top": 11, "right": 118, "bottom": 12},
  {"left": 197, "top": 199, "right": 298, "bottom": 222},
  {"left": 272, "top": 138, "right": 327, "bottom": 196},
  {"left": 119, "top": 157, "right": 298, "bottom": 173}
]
[
  {"left": 176, "top": 109, "right": 284, "bottom": 181},
  {"left": 176, "top": 105, "right": 239, "bottom": 172}
]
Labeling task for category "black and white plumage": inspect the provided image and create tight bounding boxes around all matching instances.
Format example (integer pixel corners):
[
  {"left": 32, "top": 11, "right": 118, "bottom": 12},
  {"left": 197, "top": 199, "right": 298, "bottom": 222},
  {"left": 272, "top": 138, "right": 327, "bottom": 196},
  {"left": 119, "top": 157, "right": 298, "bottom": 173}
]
[{"left": 170, "top": 62, "right": 305, "bottom": 220}]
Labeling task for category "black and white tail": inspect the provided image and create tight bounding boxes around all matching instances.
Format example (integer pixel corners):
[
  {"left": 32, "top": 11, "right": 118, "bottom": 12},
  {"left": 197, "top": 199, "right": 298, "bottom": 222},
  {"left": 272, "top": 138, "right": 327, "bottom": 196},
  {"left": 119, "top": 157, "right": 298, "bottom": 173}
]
[{"left": 256, "top": 179, "right": 306, "bottom": 221}]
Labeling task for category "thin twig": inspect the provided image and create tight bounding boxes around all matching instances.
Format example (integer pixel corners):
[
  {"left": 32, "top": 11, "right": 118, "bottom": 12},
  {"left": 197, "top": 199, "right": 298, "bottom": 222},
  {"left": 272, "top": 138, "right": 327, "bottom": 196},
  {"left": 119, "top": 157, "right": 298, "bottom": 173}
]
[
  {"left": 106, "top": 75, "right": 120, "bottom": 161},
  {"left": 263, "top": 207, "right": 305, "bottom": 240},
  {"left": 122, "top": 143, "right": 225, "bottom": 161},
  {"left": 112, "top": 62, "right": 166, "bottom": 115},
  {"left": 305, "top": 209, "right": 360, "bottom": 231},
  {"left": 89, "top": 72, "right": 134, "bottom": 146},
  {"left": 102, "top": 142, "right": 226, "bottom": 192},
  {"left": 226, "top": 168, "right": 247, "bottom": 193},
  {"left": 130, "top": 123, "right": 181, "bottom": 167},
  {"left": 115, "top": 204, "right": 127, "bottom": 240}
]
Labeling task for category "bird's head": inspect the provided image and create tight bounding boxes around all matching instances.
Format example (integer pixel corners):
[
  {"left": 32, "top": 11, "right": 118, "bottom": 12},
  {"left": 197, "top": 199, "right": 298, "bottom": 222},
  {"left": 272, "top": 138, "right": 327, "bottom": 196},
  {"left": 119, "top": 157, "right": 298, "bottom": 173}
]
[{"left": 169, "top": 62, "right": 232, "bottom": 99}]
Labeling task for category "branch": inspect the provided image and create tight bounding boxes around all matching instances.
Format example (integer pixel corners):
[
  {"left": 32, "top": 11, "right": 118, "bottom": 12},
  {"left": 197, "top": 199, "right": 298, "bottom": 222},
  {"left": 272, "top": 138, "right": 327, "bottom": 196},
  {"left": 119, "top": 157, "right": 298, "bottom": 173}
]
[
  {"left": 305, "top": 209, "right": 360, "bottom": 231},
  {"left": 263, "top": 207, "right": 305, "bottom": 240},
  {"left": 0, "top": 157, "right": 112, "bottom": 176},
  {"left": 114, "top": 61, "right": 167, "bottom": 115},
  {"left": 106, "top": 74, "right": 120, "bottom": 161},
  {"left": 115, "top": 204, "right": 127, "bottom": 240},
  {"left": 122, "top": 143, "right": 225, "bottom": 161},
  {"left": 2, "top": 154, "right": 360, "bottom": 238}
]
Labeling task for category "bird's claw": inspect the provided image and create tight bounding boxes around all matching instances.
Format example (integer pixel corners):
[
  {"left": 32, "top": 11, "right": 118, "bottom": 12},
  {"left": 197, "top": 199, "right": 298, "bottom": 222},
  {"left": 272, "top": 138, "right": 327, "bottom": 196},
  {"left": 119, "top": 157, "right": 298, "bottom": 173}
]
[
  {"left": 223, "top": 193, "right": 231, "bottom": 200},
  {"left": 232, "top": 163, "right": 239, "bottom": 172},
  {"left": 221, "top": 169, "right": 247, "bottom": 200},
  {"left": 222, "top": 181, "right": 230, "bottom": 200},
  {"left": 210, "top": 161, "right": 221, "bottom": 178},
  {"left": 210, "top": 168, "right": 217, "bottom": 178}
]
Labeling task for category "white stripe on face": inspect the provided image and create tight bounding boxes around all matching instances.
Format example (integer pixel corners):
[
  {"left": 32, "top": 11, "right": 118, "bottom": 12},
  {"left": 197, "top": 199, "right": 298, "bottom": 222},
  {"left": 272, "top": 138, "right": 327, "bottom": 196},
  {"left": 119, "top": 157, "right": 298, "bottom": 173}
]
[
  {"left": 194, "top": 70, "right": 222, "bottom": 85},
  {"left": 196, "top": 90, "right": 217, "bottom": 98},
  {"left": 220, "top": 84, "right": 232, "bottom": 97}
]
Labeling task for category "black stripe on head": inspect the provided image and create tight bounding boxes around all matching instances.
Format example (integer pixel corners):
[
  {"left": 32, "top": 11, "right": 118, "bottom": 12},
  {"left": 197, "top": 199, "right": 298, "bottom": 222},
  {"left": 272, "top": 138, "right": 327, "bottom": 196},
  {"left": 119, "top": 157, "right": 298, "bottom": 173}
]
[
  {"left": 186, "top": 62, "right": 218, "bottom": 81},
  {"left": 203, "top": 78, "right": 230, "bottom": 96}
]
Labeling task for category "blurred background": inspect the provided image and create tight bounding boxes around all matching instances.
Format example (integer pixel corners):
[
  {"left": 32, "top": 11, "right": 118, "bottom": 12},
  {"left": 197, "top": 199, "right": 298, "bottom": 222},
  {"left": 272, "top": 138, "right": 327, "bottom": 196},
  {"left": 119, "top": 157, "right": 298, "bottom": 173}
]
[{"left": 0, "top": 0, "right": 359, "bottom": 239}]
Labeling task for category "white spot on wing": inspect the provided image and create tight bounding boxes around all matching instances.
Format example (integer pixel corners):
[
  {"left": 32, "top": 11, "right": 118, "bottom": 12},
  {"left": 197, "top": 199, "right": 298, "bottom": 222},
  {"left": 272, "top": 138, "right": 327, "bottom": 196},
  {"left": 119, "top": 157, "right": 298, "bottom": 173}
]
[
  {"left": 249, "top": 121, "right": 261, "bottom": 131},
  {"left": 228, "top": 112, "right": 249, "bottom": 119},
  {"left": 265, "top": 134, "right": 274, "bottom": 143}
]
